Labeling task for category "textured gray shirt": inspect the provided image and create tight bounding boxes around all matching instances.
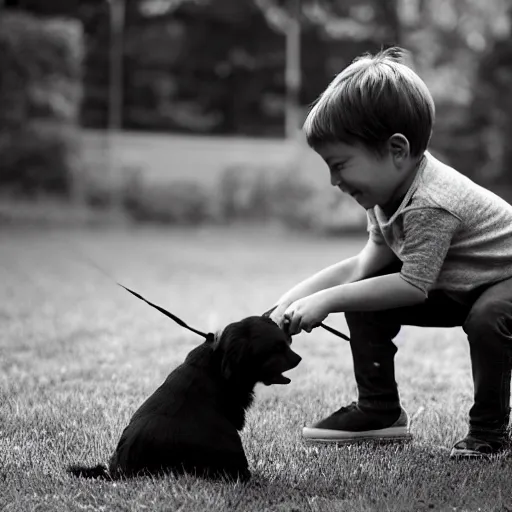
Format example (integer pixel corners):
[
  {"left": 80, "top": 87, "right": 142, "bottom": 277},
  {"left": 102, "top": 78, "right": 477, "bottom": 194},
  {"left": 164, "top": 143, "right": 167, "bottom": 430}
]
[{"left": 367, "top": 151, "right": 512, "bottom": 304}]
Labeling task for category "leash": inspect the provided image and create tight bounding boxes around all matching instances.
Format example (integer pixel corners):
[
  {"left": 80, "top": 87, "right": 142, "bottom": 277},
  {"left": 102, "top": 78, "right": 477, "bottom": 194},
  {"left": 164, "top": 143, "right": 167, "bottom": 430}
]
[
  {"left": 262, "top": 306, "right": 351, "bottom": 342},
  {"left": 117, "top": 283, "right": 214, "bottom": 342},
  {"left": 56, "top": 234, "right": 350, "bottom": 342},
  {"left": 121, "top": 286, "right": 350, "bottom": 342},
  {"left": 54, "top": 234, "right": 214, "bottom": 342},
  {"left": 317, "top": 322, "right": 350, "bottom": 341}
]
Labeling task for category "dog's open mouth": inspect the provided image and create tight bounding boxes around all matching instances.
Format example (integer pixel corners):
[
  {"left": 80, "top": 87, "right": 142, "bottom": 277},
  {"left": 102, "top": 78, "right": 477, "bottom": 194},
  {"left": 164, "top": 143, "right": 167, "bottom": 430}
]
[{"left": 262, "top": 373, "right": 291, "bottom": 386}]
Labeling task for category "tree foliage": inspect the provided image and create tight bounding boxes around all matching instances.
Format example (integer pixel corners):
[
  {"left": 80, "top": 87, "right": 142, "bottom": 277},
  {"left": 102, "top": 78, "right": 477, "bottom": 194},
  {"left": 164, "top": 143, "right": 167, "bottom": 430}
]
[
  {"left": 0, "top": 11, "right": 83, "bottom": 195},
  {"left": 2, "top": 0, "right": 512, "bottom": 194}
]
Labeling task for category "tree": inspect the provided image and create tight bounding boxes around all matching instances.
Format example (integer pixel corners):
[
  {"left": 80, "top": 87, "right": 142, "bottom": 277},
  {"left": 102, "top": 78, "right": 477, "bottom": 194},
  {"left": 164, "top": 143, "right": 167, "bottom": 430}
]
[
  {"left": 468, "top": 4, "right": 512, "bottom": 197},
  {"left": 0, "top": 11, "right": 83, "bottom": 195}
]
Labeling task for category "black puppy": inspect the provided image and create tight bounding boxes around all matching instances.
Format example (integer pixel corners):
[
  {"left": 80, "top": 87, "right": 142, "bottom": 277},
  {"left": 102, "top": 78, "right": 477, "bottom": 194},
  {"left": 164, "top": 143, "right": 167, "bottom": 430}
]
[{"left": 68, "top": 316, "right": 301, "bottom": 481}]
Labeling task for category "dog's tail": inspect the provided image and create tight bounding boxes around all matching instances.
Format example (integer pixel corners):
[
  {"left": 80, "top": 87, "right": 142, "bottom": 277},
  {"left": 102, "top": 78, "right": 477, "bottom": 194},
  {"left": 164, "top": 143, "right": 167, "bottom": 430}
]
[{"left": 67, "top": 464, "right": 111, "bottom": 480}]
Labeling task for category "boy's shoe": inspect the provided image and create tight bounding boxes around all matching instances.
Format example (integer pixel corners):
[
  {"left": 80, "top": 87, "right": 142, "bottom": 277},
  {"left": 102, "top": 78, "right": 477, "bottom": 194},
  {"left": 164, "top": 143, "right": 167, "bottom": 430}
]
[
  {"left": 302, "top": 401, "right": 412, "bottom": 443},
  {"left": 450, "top": 434, "right": 508, "bottom": 459}
]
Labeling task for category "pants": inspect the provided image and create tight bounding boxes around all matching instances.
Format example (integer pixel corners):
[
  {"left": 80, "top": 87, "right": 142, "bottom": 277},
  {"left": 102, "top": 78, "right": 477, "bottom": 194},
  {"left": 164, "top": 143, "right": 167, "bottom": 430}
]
[{"left": 346, "top": 261, "right": 512, "bottom": 438}]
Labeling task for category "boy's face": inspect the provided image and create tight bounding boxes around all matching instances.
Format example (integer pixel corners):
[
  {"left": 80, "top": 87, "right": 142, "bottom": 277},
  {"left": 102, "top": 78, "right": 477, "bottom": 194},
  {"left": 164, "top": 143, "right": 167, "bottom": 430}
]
[{"left": 315, "top": 141, "right": 410, "bottom": 211}]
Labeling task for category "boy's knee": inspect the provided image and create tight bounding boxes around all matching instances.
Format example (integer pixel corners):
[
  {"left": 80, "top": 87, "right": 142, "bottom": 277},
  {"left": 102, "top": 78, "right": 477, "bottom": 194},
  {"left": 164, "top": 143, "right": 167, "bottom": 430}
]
[{"left": 463, "top": 300, "right": 512, "bottom": 340}]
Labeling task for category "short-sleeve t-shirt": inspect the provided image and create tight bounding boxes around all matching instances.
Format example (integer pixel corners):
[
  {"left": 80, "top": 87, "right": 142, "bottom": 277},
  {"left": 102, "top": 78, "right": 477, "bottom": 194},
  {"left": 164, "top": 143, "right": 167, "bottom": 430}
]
[{"left": 366, "top": 151, "right": 512, "bottom": 304}]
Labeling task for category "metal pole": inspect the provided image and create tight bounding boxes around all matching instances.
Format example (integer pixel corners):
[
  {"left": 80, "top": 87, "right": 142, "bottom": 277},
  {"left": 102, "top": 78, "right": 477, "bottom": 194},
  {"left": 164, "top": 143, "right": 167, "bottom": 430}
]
[
  {"left": 285, "top": 0, "right": 301, "bottom": 140},
  {"left": 107, "top": 0, "right": 125, "bottom": 212},
  {"left": 108, "top": 0, "right": 125, "bottom": 133}
]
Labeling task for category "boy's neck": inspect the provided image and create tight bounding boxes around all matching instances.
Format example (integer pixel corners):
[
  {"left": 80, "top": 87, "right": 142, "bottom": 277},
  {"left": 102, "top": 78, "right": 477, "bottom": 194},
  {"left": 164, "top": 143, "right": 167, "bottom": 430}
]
[{"left": 380, "top": 154, "right": 425, "bottom": 217}]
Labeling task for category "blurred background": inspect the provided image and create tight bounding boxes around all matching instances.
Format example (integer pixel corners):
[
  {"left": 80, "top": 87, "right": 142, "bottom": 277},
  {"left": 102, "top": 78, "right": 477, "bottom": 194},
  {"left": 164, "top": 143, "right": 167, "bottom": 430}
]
[{"left": 0, "top": 0, "right": 511, "bottom": 233}]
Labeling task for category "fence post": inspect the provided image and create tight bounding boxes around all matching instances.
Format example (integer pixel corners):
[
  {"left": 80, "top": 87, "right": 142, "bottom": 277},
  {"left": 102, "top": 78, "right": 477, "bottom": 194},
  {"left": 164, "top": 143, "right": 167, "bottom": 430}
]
[
  {"left": 285, "top": 0, "right": 301, "bottom": 141},
  {"left": 106, "top": 0, "right": 125, "bottom": 214}
]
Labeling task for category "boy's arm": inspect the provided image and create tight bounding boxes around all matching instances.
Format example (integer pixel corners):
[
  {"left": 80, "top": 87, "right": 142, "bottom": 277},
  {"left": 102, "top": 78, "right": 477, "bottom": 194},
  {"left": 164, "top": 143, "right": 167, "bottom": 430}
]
[
  {"left": 316, "top": 272, "right": 425, "bottom": 313},
  {"left": 271, "top": 237, "right": 398, "bottom": 325},
  {"left": 284, "top": 272, "right": 425, "bottom": 334},
  {"left": 285, "top": 208, "right": 461, "bottom": 333},
  {"left": 353, "top": 236, "right": 400, "bottom": 282}
]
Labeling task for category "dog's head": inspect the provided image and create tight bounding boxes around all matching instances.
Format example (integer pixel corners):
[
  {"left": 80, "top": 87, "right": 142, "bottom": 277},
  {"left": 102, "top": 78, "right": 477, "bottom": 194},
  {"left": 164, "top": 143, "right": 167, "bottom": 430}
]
[{"left": 213, "top": 316, "right": 301, "bottom": 386}]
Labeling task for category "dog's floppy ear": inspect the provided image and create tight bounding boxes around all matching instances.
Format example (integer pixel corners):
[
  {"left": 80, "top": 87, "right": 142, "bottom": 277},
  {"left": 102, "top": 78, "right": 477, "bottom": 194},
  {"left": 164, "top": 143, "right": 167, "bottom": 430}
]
[
  {"left": 261, "top": 306, "right": 277, "bottom": 318},
  {"left": 214, "top": 322, "right": 251, "bottom": 381}
]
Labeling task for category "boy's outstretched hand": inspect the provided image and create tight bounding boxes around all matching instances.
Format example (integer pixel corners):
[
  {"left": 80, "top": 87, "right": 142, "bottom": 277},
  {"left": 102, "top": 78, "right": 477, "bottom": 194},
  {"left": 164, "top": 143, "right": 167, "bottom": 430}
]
[{"left": 283, "top": 294, "right": 329, "bottom": 335}]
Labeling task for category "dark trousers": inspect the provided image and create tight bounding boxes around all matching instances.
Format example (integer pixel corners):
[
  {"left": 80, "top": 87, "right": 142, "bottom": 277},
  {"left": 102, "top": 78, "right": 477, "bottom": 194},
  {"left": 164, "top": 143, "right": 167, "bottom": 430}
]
[{"left": 347, "top": 261, "right": 512, "bottom": 438}]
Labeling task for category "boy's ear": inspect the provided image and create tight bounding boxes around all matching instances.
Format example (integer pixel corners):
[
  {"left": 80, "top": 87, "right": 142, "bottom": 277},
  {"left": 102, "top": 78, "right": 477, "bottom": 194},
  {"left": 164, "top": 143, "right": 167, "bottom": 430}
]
[{"left": 388, "top": 133, "right": 410, "bottom": 163}]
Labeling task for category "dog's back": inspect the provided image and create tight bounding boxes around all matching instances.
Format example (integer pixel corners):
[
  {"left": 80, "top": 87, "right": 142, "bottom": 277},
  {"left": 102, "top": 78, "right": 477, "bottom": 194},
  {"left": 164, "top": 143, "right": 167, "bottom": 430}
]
[{"left": 108, "top": 342, "right": 250, "bottom": 480}]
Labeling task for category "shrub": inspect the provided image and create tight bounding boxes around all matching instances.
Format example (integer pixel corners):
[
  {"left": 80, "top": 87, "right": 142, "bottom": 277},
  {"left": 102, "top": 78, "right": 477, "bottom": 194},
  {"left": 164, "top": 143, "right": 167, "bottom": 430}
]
[
  {"left": 124, "top": 180, "right": 210, "bottom": 225},
  {"left": 0, "top": 13, "right": 83, "bottom": 196},
  {"left": 215, "top": 164, "right": 367, "bottom": 233},
  {"left": 87, "top": 159, "right": 366, "bottom": 232},
  {"left": 217, "top": 165, "right": 278, "bottom": 222},
  {"left": 0, "top": 120, "right": 81, "bottom": 197}
]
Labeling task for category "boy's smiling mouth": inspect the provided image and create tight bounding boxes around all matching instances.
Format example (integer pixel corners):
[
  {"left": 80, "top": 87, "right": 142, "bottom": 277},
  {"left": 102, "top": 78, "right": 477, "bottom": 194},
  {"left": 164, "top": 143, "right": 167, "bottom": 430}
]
[{"left": 339, "top": 186, "right": 361, "bottom": 198}]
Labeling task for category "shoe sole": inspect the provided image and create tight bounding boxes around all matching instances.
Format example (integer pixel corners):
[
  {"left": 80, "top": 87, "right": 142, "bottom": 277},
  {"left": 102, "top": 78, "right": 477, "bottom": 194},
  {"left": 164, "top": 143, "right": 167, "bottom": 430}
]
[
  {"left": 302, "top": 425, "right": 412, "bottom": 443},
  {"left": 449, "top": 448, "right": 494, "bottom": 459}
]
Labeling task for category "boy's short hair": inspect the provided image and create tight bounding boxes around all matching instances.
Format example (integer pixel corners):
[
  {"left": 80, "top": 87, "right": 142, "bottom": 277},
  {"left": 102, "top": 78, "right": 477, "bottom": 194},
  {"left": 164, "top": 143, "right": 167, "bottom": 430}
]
[{"left": 303, "top": 47, "right": 435, "bottom": 158}]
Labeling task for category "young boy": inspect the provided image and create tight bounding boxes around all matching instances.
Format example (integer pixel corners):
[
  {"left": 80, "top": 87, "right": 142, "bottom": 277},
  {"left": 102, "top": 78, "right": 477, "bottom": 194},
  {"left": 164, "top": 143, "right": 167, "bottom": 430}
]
[{"left": 270, "top": 47, "right": 512, "bottom": 459}]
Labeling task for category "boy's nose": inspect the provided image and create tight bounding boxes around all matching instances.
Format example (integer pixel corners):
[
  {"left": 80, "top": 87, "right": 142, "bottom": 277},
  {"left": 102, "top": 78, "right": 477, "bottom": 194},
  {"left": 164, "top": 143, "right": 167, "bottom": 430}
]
[
  {"left": 331, "top": 172, "right": 347, "bottom": 190},
  {"left": 330, "top": 171, "right": 340, "bottom": 187}
]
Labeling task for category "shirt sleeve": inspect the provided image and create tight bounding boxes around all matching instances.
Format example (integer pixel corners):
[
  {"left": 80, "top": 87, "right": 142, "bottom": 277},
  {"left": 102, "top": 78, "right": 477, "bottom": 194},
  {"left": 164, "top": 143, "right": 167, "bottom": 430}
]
[{"left": 399, "top": 207, "right": 461, "bottom": 296}]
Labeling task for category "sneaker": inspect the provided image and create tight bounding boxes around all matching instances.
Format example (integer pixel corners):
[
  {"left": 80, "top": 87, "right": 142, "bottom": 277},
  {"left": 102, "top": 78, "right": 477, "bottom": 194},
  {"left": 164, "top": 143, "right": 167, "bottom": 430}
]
[
  {"left": 450, "top": 434, "right": 507, "bottom": 459},
  {"left": 302, "top": 402, "right": 412, "bottom": 443}
]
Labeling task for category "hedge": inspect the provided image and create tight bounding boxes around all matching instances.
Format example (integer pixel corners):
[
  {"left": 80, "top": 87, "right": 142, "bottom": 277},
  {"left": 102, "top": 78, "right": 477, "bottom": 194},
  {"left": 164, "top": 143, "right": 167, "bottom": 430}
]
[{"left": 0, "top": 12, "right": 83, "bottom": 196}]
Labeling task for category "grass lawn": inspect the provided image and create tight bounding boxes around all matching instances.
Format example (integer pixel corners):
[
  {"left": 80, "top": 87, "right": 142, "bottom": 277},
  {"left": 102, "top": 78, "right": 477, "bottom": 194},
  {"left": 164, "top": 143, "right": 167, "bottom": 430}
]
[{"left": 1, "top": 225, "right": 510, "bottom": 512}]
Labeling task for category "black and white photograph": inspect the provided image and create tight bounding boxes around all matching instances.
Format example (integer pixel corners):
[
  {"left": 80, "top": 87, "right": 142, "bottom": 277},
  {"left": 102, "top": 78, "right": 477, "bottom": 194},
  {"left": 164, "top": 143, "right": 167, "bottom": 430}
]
[{"left": 1, "top": 0, "right": 512, "bottom": 510}]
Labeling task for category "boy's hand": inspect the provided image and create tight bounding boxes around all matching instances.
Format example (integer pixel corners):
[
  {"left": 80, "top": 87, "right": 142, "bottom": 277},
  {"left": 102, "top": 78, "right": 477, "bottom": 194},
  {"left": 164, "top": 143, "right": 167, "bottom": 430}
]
[
  {"left": 268, "top": 303, "right": 290, "bottom": 330},
  {"left": 283, "top": 294, "right": 329, "bottom": 335}
]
